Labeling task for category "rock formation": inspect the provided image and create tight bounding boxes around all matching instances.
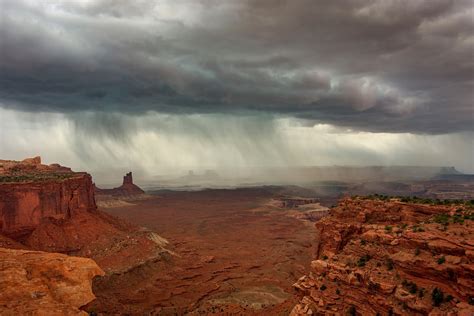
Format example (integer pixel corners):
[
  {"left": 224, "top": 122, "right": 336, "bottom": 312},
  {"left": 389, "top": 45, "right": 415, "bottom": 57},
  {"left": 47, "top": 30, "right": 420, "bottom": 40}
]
[
  {"left": 95, "top": 171, "right": 145, "bottom": 197},
  {"left": 0, "top": 157, "right": 168, "bottom": 273},
  {"left": 0, "top": 247, "right": 104, "bottom": 315},
  {"left": 291, "top": 197, "right": 474, "bottom": 315},
  {"left": 0, "top": 157, "right": 96, "bottom": 239}
]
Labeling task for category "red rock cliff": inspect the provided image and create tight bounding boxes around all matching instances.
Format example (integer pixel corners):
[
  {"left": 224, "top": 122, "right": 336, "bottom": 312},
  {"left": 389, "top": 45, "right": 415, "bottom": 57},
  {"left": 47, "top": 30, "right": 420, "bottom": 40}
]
[
  {"left": 0, "top": 157, "right": 97, "bottom": 239},
  {"left": 292, "top": 197, "right": 474, "bottom": 315}
]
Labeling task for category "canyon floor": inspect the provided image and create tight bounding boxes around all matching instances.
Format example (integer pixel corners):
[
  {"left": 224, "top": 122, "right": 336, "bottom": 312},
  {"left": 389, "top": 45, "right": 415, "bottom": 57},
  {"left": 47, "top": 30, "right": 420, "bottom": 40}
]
[{"left": 87, "top": 188, "right": 321, "bottom": 315}]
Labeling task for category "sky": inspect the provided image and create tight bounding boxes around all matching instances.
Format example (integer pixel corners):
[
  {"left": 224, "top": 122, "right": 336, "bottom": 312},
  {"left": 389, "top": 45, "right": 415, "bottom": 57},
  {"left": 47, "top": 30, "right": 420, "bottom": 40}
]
[{"left": 0, "top": 0, "right": 473, "bottom": 175}]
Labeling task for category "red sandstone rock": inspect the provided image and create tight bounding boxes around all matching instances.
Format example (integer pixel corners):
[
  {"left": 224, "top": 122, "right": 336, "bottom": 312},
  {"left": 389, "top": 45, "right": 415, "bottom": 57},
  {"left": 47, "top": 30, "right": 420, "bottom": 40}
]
[
  {"left": 0, "top": 158, "right": 168, "bottom": 274},
  {"left": 0, "top": 247, "right": 104, "bottom": 315},
  {"left": 95, "top": 171, "right": 145, "bottom": 197},
  {"left": 292, "top": 197, "right": 474, "bottom": 315},
  {"left": 0, "top": 157, "right": 97, "bottom": 238}
]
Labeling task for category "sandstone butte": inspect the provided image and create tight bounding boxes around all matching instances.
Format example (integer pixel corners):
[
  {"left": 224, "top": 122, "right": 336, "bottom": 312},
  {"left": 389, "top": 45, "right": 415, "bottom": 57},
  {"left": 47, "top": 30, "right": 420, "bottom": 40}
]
[
  {"left": 0, "top": 247, "right": 104, "bottom": 315},
  {"left": 0, "top": 157, "right": 169, "bottom": 314},
  {"left": 95, "top": 171, "right": 145, "bottom": 196},
  {"left": 291, "top": 197, "right": 474, "bottom": 316}
]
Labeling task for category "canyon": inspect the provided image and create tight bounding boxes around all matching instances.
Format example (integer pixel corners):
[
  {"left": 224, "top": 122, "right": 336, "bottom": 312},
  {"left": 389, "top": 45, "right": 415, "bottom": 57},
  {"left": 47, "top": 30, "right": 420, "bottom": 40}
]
[{"left": 1, "top": 157, "right": 473, "bottom": 315}]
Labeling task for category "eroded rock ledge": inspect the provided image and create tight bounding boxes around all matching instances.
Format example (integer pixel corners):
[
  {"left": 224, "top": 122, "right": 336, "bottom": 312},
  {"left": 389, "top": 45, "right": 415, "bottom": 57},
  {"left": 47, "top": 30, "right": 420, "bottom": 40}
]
[
  {"left": 0, "top": 247, "right": 104, "bottom": 315},
  {"left": 291, "top": 197, "right": 474, "bottom": 315}
]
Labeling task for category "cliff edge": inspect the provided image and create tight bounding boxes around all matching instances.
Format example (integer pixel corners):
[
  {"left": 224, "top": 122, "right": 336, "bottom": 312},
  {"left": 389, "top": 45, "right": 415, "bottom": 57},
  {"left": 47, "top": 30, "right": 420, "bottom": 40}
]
[{"left": 292, "top": 197, "right": 474, "bottom": 315}]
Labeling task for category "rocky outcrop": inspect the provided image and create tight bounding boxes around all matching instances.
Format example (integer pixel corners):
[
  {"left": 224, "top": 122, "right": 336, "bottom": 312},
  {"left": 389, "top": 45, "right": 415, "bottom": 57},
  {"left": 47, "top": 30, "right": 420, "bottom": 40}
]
[
  {"left": 95, "top": 171, "right": 145, "bottom": 197},
  {"left": 0, "top": 157, "right": 96, "bottom": 239},
  {"left": 0, "top": 247, "right": 104, "bottom": 315},
  {"left": 0, "top": 158, "right": 168, "bottom": 274},
  {"left": 292, "top": 197, "right": 474, "bottom": 315}
]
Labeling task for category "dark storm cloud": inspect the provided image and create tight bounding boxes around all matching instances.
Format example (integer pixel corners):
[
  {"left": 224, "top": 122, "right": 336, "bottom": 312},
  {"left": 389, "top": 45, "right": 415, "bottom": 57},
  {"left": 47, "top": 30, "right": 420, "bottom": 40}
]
[{"left": 0, "top": 0, "right": 472, "bottom": 133}]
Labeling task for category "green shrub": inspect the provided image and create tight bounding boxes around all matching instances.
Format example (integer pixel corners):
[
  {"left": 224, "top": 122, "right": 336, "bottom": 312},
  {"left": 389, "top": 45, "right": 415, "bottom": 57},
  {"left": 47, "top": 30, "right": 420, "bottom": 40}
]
[
  {"left": 432, "top": 288, "right": 444, "bottom": 306},
  {"left": 320, "top": 284, "right": 327, "bottom": 291},
  {"left": 357, "top": 254, "right": 371, "bottom": 267},
  {"left": 437, "top": 256, "right": 446, "bottom": 264}
]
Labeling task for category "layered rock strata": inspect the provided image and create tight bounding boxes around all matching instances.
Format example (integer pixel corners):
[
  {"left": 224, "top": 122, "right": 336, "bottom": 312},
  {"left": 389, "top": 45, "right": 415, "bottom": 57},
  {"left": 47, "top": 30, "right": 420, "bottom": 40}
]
[{"left": 292, "top": 197, "right": 474, "bottom": 315}]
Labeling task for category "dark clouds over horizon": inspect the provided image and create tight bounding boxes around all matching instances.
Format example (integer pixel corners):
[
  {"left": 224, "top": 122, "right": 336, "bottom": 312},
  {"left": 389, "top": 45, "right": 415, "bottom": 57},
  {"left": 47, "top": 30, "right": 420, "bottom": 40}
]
[
  {"left": 1, "top": 0, "right": 473, "bottom": 134},
  {"left": 0, "top": 0, "right": 473, "bottom": 175}
]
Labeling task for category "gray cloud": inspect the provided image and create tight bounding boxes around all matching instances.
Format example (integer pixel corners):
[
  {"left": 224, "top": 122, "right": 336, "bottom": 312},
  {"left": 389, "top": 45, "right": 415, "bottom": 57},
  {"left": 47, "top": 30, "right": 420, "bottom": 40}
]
[{"left": 0, "top": 0, "right": 473, "bottom": 134}]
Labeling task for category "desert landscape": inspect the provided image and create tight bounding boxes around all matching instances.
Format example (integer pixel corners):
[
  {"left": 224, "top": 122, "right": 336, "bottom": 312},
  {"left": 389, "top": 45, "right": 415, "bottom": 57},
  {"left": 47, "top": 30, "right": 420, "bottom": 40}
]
[
  {"left": 1, "top": 1, "right": 473, "bottom": 315},
  {"left": 1, "top": 157, "right": 473, "bottom": 315}
]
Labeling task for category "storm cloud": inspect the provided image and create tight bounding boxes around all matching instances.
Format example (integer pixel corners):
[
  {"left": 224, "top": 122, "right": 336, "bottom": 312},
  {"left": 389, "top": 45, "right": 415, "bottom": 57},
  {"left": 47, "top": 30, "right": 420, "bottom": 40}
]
[
  {"left": 1, "top": 0, "right": 472, "bottom": 133},
  {"left": 0, "top": 0, "right": 473, "bottom": 175}
]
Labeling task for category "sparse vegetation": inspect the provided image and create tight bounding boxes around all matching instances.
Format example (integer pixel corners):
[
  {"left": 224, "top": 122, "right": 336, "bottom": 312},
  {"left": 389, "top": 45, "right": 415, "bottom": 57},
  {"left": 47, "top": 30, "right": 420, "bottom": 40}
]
[
  {"left": 320, "top": 284, "right": 327, "bottom": 291},
  {"left": 437, "top": 256, "right": 446, "bottom": 265},
  {"left": 402, "top": 279, "right": 418, "bottom": 294},
  {"left": 385, "top": 225, "right": 392, "bottom": 233},
  {"left": 415, "top": 247, "right": 421, "bottom": 256},
  {"left": 386, "top": 258, "right": 394, "bottom": 270},
  {"left": 361, "top": 195, "right": 473, "bottom": 207},
  {"left": 357, "top": 254, "right": 371, "bottom": 267},
  {"left": 0, "top": 173, "right": 75, "bottom": 183},
  {"left": 432, "top": 288, "right": 444, "bottom": 306}
]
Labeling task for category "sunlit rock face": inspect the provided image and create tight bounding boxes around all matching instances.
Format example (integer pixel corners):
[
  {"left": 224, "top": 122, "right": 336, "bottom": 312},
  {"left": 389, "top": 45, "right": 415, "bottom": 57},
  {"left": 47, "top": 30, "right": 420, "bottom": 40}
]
[
  {"left": 291, "top": 197, "right": 474, "bottom": 315},
  {"left": 0, "top": 157, "right": 97, "bottom": 239},
  {"left": 0, "top": 247, "right": 104, "bottom": 315}
]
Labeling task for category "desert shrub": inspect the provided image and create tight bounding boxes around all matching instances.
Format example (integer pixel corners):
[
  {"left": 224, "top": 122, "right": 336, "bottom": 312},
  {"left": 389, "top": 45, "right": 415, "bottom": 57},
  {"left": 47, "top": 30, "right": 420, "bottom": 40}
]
[
  {"left": 445, "top": 295, "right": 454, "bottom": 302},
  {"left": 415, "top": 247, "right": 421, "bottom": 256},
  {"left": 452, "top": 214, "right": 464, "bottom": 224},
  {"left": 385, "top": 225, "right": 392, "bottom": 233},
  {"left": 386, "top": 258, "right": 394, "bottom": 270},
  {"left": 336, "top": 288, "right": 340, "bottom": 295},
  {"left": 433, "top": 214, "right": 450, "bottom": 225},
  {"left": 437, "top": 256, "right": 446, "bottom": 264},
  {"left": 432, "top": 288, "right": 444, "bottom": 306},
  {"left": 357, "top": 254, "right": 371, "bottom": 267},
  {"left": 360, "top": 239, "right": 366, "bottom": 246},
  {"left": 322, "top": 255, "right": 328, "bottom": 260},
  {"left": 320, "top": 284, "right": 327, "bottom": 291},
  {"left": 408, "top": 282, "right": 418, "bottom": 294}
]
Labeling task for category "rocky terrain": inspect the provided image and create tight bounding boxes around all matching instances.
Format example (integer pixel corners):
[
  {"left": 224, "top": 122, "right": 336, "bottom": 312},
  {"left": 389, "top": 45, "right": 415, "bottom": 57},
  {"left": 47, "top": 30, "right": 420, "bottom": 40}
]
[
  {"left": 86, "top": 188, "right": 321, "bottom": 315},
  {"left": 0, "top": 247, "right": 104, "bottom": 315},
  {"left": 291, "top": 197, "right": 474, "bottom": 315},
  {"left": 0, "top": 157, "right": 168, "bottom": 274}
]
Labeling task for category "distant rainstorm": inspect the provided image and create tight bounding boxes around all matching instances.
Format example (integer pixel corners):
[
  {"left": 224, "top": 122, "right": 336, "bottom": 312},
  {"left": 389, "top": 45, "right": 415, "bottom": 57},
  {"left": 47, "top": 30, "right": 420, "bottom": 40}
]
[{"left": 0, "top": 0, "right": 473, "bottom": 178}]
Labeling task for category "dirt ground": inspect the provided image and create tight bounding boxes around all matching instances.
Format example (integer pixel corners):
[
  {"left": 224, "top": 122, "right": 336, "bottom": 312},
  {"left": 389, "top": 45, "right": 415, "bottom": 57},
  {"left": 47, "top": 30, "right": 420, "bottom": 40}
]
[{"left": 86, "top": 188, "right": 317, "bottom": 315}]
